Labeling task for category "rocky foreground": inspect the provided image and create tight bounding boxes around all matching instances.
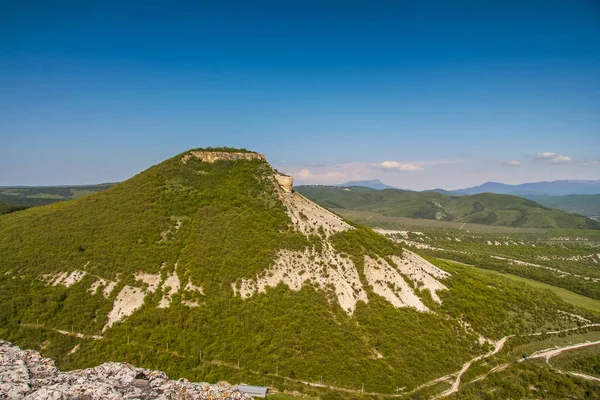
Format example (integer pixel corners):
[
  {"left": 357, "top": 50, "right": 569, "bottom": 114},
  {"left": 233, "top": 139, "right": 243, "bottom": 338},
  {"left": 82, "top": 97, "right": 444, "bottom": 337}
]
[{"left": 0, "top": 341, "right": 252, "bottom": 399}]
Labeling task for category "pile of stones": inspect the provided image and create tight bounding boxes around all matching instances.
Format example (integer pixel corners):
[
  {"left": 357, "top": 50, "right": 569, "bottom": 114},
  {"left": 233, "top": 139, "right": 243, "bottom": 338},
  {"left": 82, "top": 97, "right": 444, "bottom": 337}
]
[{"left": 0, "top": 340, "right": 252, "bottom": 399}]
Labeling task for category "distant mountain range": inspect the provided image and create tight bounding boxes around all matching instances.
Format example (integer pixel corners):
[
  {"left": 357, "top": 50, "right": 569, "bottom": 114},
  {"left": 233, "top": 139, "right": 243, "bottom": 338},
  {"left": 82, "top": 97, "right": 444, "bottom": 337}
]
[
  {"left": 337, "top": 179, "right": 600, "bottom": 196},
  {"left": 336, "top": 179, "right": 398, "bottom": 190},
  {"left": 334, "top": 179, "right": 600, "bottom": 219},
  {"left": 446, "top": 180, "right": 600, "bottom": 196},
  {"left": 427, "top": 180, "right": 600, "bottom": 219}
]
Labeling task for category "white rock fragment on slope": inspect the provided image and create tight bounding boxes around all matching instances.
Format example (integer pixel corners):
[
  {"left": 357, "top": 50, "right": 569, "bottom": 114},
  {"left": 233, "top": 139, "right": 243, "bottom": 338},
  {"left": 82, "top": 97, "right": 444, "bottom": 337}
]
[
  {"left": 102, "top": 279, "right": 118, "bottom": 297},
  {"left": 134, "top": 272, "right": 162, "bottom": 293},
  {"left": 158, "top": 271, "right": 181, "bottom": 308},
  {"left": 88, "top": 278, "right": 107, "bottom": 296},
  {"left": 237, "top": 244, "right": 368, "bottom": 315},
  {"left": 391, "top": 250, "right": 449, "bottom": 303},
  {"left": 104, "top": 285, "right": 146, "bottom": 330},
  {"left": 364, "top": 256, "right": 429, "bottom": 312},
  {"left": 185, "top": 280, "right": 204, "bottom": 295},
  {"left": 87, "top": 277, "right": 119, "bottom": 298},
  {"left": 43, "top": 270, "right": 87, "bottom": 288},
  {"left": 276, "top": 185, "right": 352, "bottom": 237}
]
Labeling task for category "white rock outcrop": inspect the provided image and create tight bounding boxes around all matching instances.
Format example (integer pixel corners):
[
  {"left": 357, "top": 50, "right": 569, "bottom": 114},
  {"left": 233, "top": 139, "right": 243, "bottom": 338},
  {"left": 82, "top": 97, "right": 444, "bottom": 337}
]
[
  {"left": 105, "top": 285, "right": 146, "bottom": 330},
  {"left": 182, "top": 151, "right": 265, "bottom": 164},
  {"left": 236, "top": 243, "right": 368, "bottom": 315},
  {"left": 0, "top": 340, "right": 251, "bottom": 399},
  {"left": 364, "top": 256, "right": 429, "bottom": 312},
  {"left": 237, "top": 246, "right": 451, "bottom": 315},
  {"left": 274, "top": 172, "right": 293, "bottom": 192}
]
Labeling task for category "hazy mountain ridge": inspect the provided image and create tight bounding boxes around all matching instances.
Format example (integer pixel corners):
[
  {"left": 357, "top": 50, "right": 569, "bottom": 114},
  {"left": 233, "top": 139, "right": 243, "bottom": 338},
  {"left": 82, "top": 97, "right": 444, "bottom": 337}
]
[
  {"left": 336, "top": 179, "right": 398, "bottom": 190},
  {"left": 454, "top": 180, "right": 600, "bottom": 196}
]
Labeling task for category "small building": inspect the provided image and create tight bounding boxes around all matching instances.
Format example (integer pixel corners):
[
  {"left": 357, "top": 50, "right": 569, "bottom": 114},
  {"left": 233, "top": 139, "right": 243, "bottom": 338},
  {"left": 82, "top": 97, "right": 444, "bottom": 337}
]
[{"left": 237, "top": 384, "right": 269, "bottom": 398}]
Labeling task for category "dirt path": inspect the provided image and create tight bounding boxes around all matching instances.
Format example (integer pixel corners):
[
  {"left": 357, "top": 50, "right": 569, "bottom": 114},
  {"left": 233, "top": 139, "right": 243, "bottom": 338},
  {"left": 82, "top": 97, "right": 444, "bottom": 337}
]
[
  {"left": 424, "top": 324, "right": 600, "bottom": 398},
  {"left": 567, "top": 372, "right": 600, "bottom": 382},
  {"left": 20, "top": 324, "right": 103, "bottom": 340},
  {"left": 526, "top": 340, "right": 600, "bottom": 361},
  {"left": 434, "top": 337, "right": 510, "bottom": 398}
]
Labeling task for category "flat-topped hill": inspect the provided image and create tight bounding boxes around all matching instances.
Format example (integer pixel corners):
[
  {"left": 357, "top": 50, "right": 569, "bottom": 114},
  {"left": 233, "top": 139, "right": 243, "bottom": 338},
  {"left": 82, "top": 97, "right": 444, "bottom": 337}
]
[{"left": 0, "top": 148, "right": 593, "bottom": 397}]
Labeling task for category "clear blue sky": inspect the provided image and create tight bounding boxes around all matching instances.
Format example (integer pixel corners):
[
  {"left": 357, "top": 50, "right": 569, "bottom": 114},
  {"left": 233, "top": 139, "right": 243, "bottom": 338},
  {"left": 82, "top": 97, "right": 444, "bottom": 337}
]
[{"left": 1, "top": 0, "right": 599, "bottom": 189}]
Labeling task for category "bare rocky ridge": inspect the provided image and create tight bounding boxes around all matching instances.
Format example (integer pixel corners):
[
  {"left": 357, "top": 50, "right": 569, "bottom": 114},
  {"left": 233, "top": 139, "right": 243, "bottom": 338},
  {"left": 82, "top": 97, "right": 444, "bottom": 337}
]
[
  {"left": 181, "top": 151, "right": 265, "bottom": 164},
  {"left": 0, "top": 340, "right": 251, "bottom": 399}
]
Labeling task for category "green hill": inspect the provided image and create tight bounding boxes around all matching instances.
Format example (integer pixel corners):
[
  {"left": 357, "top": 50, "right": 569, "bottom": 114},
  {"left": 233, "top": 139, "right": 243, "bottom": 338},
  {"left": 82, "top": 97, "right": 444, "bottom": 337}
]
[
  {"left": 526, "top": 194, "right": 600, "bottom": 219},
  {"left": 0, "top": 183, "right": 115, "bottom": 212},
  {"left": 296, "top": 185, "right": 600, "bottom": 230},
  {"left": 0, "top": 149, "right": 597, "bottom": 398}
]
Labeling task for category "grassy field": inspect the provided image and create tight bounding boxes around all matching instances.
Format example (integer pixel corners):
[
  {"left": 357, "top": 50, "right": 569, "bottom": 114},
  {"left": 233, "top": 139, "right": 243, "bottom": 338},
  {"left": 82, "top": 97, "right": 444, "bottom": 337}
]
[{"left": 438, "top": 258, "right": 600, "bottom": 312}]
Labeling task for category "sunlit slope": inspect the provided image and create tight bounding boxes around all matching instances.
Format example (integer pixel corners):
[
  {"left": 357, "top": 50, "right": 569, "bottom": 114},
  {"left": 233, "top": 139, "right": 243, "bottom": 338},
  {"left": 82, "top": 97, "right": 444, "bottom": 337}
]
[
  {"left": 0, "top": 149, "right": 594, "bottom": 395},
  {"left": 297, "top": 185, "right": 600, "bottom": 229}
]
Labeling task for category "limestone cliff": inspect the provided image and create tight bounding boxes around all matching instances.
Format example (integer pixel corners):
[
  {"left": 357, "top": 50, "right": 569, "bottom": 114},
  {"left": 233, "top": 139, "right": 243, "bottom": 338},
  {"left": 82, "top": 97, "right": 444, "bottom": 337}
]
[
  {"left": 274, "top": 172, "right": 293, "bottom": 192},
  {"left": 181, "top": 151, "right": 265, "bottom": 164},
  {"left": 182, "top": 150, "right": 294, "bottom": 192}
]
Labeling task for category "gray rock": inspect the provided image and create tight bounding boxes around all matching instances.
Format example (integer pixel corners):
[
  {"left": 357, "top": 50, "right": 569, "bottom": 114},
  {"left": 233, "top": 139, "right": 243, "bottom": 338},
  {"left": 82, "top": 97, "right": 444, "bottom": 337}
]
[{"left": 0, "top": 341, "right": 252, "bottom": 399}]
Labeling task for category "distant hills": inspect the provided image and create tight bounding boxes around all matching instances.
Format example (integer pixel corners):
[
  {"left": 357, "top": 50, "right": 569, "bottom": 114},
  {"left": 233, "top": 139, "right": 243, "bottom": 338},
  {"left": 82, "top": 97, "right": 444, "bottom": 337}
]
[
  {"left": 296, "top": 185, "right": 600, "bottom": 230},
  {"left": 428, "top": 180, "right": 600, "bottom": 219},
  {"left": 451, "top": 180, "right": 600, "bottom": 196},
  {"left": 336, "top": 179, "right": 397, "bottom": 190},
  {"left": 331, "top": 179, "right": 600, "bottom": 220},
  {"left": 0, "top": 184, "right": 116, "bottom": 213},
  {"left": 526, "top": 194, "right": 600, "bottom": 219}
]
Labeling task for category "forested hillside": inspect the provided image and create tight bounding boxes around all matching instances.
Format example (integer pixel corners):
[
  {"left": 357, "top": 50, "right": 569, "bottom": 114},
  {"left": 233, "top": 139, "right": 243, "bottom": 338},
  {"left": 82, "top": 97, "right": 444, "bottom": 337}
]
[{"left": 1, "top": 149, "right": 597, "bottom": 399}]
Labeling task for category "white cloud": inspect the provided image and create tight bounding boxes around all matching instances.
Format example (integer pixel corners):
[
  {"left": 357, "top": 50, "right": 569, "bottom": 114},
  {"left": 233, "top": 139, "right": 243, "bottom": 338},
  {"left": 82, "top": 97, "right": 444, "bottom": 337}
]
[
  {"left": 376, "top": 161, "right": 424, "bottom": 171},
  {"left": 536, "top": 152, "right": 557, "bottom": 159},
  {"left": 551, "top": 155, "right": 571, "bottom": 163},
  {"left": 295, "top": 168, "right": 345, "bottom": 181},
  {"left": 535, "top": 152, "right": 571, "bottom": 164},
  {"left": 502, "top": 160, "right": 520, "bottom": 167}
]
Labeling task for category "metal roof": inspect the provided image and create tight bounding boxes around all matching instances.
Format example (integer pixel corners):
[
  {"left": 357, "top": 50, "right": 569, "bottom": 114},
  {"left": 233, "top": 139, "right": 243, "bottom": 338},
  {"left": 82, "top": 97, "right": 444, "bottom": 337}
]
[{"left": 238, "top": 384, "right": 268, "bottom": 397}]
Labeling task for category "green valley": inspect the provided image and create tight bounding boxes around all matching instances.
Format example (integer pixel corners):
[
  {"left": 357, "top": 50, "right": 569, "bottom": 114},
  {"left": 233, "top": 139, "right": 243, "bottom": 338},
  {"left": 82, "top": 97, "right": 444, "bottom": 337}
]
[{"left": 296, "top": 185, "right": 600, "bottom": 230}]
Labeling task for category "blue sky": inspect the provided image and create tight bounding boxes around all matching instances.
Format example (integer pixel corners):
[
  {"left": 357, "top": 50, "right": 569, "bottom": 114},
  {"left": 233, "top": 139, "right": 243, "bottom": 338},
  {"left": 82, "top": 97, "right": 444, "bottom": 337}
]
[{"left": 1, "top": 1, "right": 599, "bottom": 189}]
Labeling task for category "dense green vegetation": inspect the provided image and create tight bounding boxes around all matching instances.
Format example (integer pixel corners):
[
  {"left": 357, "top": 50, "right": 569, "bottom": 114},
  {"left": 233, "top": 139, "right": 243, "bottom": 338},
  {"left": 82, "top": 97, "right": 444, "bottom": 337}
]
[
  {"left": 296, "top": 185, "right": 600, "bottom": 230},
  {"left": 550, "top": 345, "right": 600, "bottom": 378},
  {"left": 468, "top": 267, "right": 600, "bottom": 312},
  {"left": 1, "top": 149, "right": 598, "bottom": 398},
  {"left": 449, "top": 362, "right": 600, "bottom": 399},
  {"left": 0, "top": 203, "right": 29, "bottom": 215}
]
